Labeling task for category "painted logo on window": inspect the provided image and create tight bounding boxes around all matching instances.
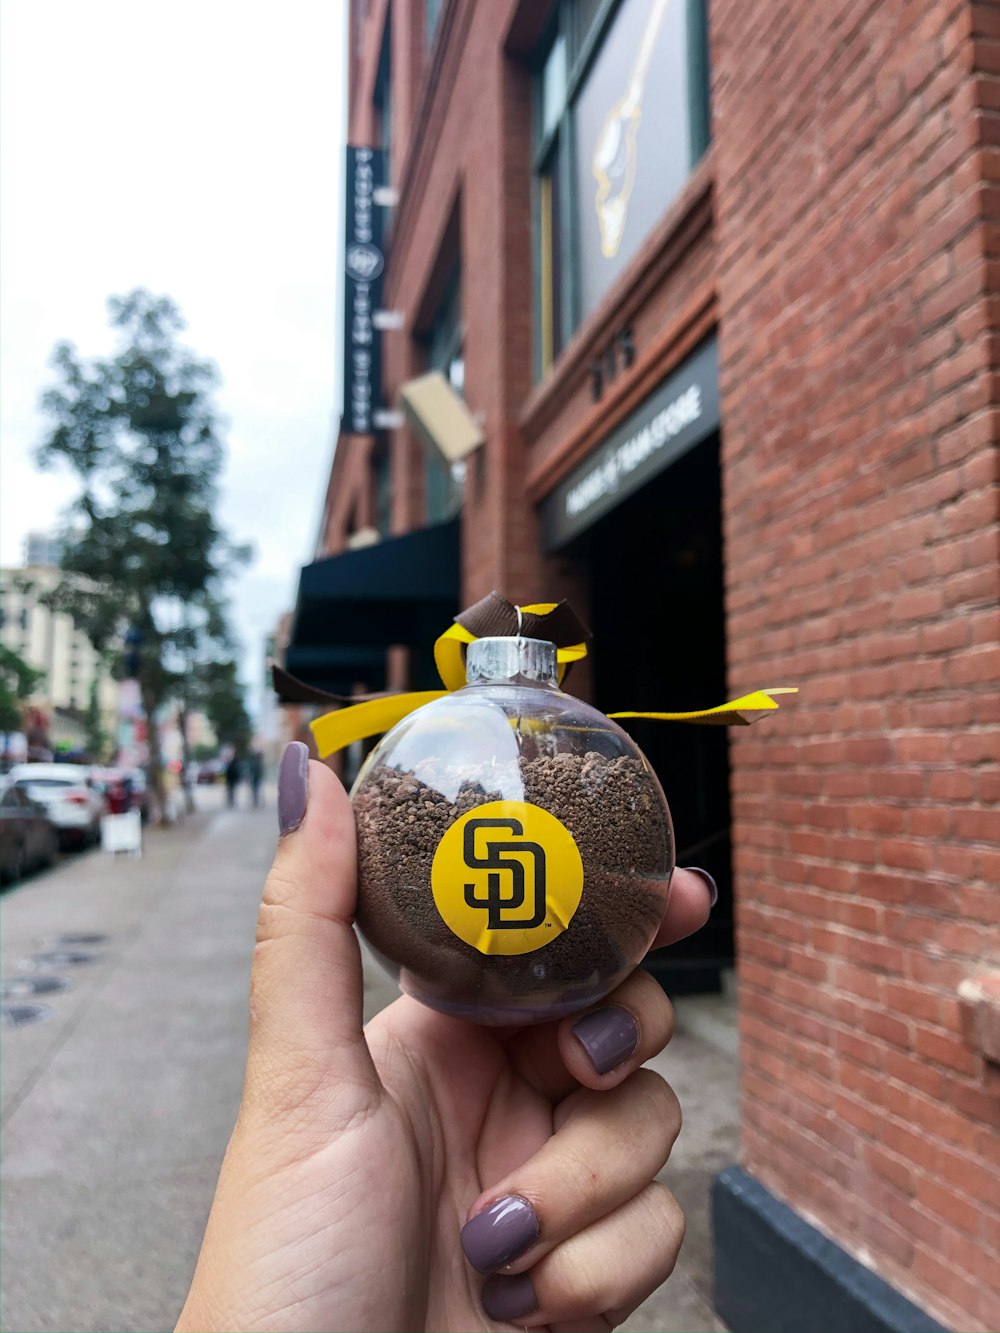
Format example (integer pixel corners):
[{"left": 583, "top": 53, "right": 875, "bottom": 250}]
[{"left": 591, "top": 0, "right": 672, "bottom": 257}]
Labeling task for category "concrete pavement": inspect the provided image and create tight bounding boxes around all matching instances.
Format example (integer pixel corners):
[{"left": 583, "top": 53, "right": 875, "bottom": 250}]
[
  {"left": 2, "top": 787, "right": 267, "bottom": 1333},
  {"left": 1, "top": 788, "right": 736, "bottom": 1332}
]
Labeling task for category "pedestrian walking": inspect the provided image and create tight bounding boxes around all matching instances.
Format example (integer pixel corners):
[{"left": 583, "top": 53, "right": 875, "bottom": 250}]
[
  {"left": 246, "top": 749, "right": 263, "bottom": 808},
  {"left": 224, "top": 754, "right": 242, "bottom": 809}
]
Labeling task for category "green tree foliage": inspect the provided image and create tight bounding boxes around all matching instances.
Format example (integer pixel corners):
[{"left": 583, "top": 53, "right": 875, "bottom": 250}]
[
  {"left": 35, "top": 289, "right": 251, "bottom": 818},
  {"left": 198, "top": 660, "right": 253, "bottom": 755},
  {"left": 0, "top": 645, "right": 43, "bottom": 733},
  {"left": 84, "top": 675, "right": 108, "bottom": 763}
]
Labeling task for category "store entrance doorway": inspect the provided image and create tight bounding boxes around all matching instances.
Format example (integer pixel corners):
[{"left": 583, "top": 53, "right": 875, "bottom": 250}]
[{"left": 580, "top": 433, "right": 732, "bottom": 992}]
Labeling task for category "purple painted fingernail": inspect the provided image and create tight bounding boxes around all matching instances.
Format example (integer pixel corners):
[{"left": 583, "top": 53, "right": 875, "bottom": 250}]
[
  {"left": 572, "top": 1005, "right": 639, "bottom": 1075},
  {"left": 482, "top": 1272, "right": 538, "bottom": 1322},
  {"left": 684, "top": 866, "right": 719, "bottom": 908},
  {"left": 460, "top": 1195, "right": 539, "bottom": 1274},
  {"left": 278, "top": 742, "right": 309, "bottom": 836}
]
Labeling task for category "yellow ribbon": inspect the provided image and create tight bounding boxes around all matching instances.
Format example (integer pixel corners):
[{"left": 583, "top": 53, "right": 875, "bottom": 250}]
[
  {"left": 433, "top": 607, "right": 588, "bottom": 692},
  {"left": 310, "top": 604, "right": 796, "bottom": 758}
]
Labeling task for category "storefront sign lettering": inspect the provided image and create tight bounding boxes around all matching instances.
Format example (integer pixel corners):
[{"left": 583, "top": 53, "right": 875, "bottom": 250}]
[
  {"left": 566, "top": 383, "right": 702, "bottom": 516},
  {"left": 541, "top": 336, "right": 720, "bottom": 550}
]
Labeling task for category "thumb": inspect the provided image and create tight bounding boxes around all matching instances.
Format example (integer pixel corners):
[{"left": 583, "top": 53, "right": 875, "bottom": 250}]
[{"left": 244, "top": 742, "right": 381, "bottom": 1126}]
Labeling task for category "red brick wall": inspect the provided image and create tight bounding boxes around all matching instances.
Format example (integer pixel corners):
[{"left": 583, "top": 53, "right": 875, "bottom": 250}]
[
  {"left": 349, "top": 0, "right": 548, "bottom": 601},
  {"left": 343, "top": 2, "right": 999, "bottom": 1325},
  {"left": 318, "top": 435, "right": 374, "bottom": 556},
  {"left": 712, "top": 1, "right": 1000, "bottom": 1328},
  {"left": 521, "top": 163, "right": 717, "bottom": 500}
]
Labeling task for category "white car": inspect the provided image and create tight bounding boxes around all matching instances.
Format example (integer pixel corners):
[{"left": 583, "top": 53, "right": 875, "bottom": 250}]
[{"left": 6, "top": 763, "right": 104, "bottom": 849}]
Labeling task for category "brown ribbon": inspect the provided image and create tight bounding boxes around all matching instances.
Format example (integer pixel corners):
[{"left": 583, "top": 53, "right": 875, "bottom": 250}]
[{"left": 272, "top": 593, "right": 590, "bottom": 704}]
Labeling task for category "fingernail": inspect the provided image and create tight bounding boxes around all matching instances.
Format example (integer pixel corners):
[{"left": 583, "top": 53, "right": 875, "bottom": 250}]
[
  {"left": 460, "top": 1195, "right": 539, "bottom": 1274},
  {"left": 481, "top": 1272, "right": 538, "bottom": 1322},
  {"left": 572, "top": 1004, "right": 639, "bottom": 1075},
  {"left": 277, "top": 742, "right": 309, "bottom": 836},
  {"left": 684, "top": 866, "right": 719, "bottom": 908}
]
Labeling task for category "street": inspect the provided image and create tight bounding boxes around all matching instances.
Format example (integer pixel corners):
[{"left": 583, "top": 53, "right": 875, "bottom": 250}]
[{"left": 1, "top": 789, "right": 737, "bottom": 1333}]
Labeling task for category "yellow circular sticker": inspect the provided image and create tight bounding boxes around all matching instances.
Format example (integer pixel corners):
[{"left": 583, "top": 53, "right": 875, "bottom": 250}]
[{"left": 431, "top": 800, "right": 584, "bottom": 956}]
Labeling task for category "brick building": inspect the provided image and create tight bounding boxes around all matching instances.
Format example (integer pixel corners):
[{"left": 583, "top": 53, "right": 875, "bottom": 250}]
[{"left": 281, "top": 2, "right": 1000, "bottom": 1329}]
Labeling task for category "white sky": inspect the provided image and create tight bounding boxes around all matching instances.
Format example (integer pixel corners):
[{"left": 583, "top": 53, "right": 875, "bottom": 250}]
[{"left": 0, "top": 0, "right": 347, "bottom": 717}]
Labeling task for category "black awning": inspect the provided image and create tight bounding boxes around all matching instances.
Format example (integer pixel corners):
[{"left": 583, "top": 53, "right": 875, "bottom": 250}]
[
  {"left": 281, "top": 645, "right": 389, "bottom": 697},
  {"left": 281, "top": 518, "right": 460, "bottom": 696}
]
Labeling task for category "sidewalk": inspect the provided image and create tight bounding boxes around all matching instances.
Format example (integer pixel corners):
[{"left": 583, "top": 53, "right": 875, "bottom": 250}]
[
  {"left": 1, "top": 788, "right": 269, "bottom": 1333},
  {"left": 629, "top": 995, "right": 738, "bottom": 1333},
  {"left": 2, "top": 793, "right": 737, "bottom": 1332}
]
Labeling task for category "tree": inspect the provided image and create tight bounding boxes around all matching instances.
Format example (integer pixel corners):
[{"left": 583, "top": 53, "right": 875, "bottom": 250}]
[
  {"left": 171, "top": 644, "right": 251, "bottom": 813},
  {"left": 198, "top": 660, "right": 253, "bottom": 755},
  {"left": 0, "top": 645, "right": 43, "bottom": 734},
  {"left": 84, "top": 675, "right": 108, "bottom": 763},
  {"left": 36, "top": 289, "right": 251, "bottom": 820}
]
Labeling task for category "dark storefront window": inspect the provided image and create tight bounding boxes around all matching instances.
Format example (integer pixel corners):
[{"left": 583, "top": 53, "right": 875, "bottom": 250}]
[
  {"left": 585, "top": 437, "right": 733, "bottom": 990},
  {"left": 423, "top": 267, "right": 464, "bottom": 523},
  {"left": 533, "top": 0, "right": 710, "bottom": 373}
]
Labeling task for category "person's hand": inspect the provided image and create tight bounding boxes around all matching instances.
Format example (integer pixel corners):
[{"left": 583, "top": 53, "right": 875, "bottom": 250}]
[{"left": 176, "top": 746, "right": 715, "bottom": 1333}]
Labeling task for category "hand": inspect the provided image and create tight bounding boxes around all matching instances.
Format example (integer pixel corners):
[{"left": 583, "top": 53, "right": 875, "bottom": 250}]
[{"left": 176, "top": 747, "right": 715, "bottom": 1332}]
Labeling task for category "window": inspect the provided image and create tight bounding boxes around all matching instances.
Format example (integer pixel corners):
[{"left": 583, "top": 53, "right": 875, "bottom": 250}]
[
  {"left": 427, "top": 268, "right": 464, "bottom": 397},
  {"left": 533, "top": 0, "right": 710, "bottom": 373},
  {"left": 423, "top": 267, "right": 464, "bottom": 523},
  {"left": 374, "top": 18, "right": 393, "bottom": 183},
  {"left": 373, "top": 442, "right": 393, "bottom": 537},
  {"left": 427, "top": 0, "right": 443, "bottom": 45}
]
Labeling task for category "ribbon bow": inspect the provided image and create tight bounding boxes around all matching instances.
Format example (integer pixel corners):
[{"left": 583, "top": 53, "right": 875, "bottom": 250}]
[{"left": 280, "top": 592, "right": 796, "bottom": 759}]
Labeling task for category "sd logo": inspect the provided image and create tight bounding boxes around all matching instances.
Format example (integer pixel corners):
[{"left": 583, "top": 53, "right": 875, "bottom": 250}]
[
  {"left": 432, "top": 801, "right": 584, "bottom": 955},
  {"left": 462, "top": 817, "right": 547, "bottom": 930}
]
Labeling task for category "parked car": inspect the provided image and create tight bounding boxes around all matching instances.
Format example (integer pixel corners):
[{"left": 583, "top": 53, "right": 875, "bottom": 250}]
[
  {"left": 6, "top": 763, "right": 104, "bottom": 849},
  {"left": 88, "top": 767, "right": 134, "bottom": 814},
  {"left": 90, "top": 766, "right": 151, "bottom": 823},
  {"left": 0, "top": 780, "right": 59, "bottom": 884}
]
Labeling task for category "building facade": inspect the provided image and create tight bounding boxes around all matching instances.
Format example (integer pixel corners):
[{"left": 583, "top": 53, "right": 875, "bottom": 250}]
[
  {"left": 0, "top": 563, "right": 118, "bottom": 753},
  {"left": 284, "top": 2, "right": 1000, "bottom": 1329},
  {"left": 23, "top": 531, "right": 63, "bottom": 568}
]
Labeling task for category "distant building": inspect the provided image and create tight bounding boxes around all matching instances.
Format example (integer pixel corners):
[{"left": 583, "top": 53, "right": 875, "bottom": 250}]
[
  {"left": 268, "top": 610, "right": 311, "bottom": 765},
  {"left": 0, "top": 563, "right": 117, "bottom": 752},
  {"left": 185, "top": 710, "right": 216, "bottom": 752},
  {"left": 23, "top": 532, "right": 62, "bottom": 568},
  {"left": 257, "top": 628, "right": 281, "bottom": 764}
]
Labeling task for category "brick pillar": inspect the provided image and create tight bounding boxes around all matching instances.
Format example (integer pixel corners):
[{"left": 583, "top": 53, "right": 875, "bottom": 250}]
[
  {"left": 460, "top": 23, "right": 546, "bottom": 604},
  {"left": 713, "top": 2, "right": 1000, "bottom": 1329}
]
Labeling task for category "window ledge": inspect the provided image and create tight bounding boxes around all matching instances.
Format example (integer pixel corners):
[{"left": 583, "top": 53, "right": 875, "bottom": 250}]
[
  {"left": 958, "top": 973, "right": 1000, "bottom": 1065},
  {"left": 519, "top": 148, "right": 716, "bottom": 447}
]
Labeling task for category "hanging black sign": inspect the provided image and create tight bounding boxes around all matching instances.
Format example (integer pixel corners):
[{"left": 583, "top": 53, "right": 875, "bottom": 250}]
[{"left": 343, "top": 146, "right": 386, "bottom": 435}]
